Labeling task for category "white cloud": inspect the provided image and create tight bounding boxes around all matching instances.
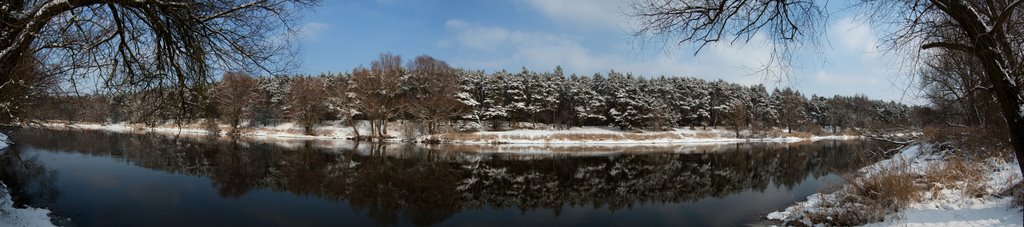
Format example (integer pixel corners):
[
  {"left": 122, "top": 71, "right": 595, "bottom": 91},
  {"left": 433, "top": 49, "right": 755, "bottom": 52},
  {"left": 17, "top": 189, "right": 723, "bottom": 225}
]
[
  {"left": 523, "top": 0, "right": 629, "bottom": 30},
  {"left": 298, "top": 22, "right": 331, "bottom": 41},
  {"left": 438, "top": 20, "right": 776, "bottom": 86},
  {"left": 435, "top": 17, "right": 914, "bottom": 102},
  {"left": 830, "top": 17, "right": 878, "bottom": 56}
]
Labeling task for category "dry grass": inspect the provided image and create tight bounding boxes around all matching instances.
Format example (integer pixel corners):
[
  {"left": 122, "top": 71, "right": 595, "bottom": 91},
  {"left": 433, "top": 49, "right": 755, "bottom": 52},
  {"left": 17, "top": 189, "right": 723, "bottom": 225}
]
[
  {"left": 806, "top": 160, "right": 922, "bottom": 225},
  {"left": 429, "top": 131, "right": 686, "bottom": 143},
  {"left": 760, "top": 128, "right": 786, "bottom": 138},
  {"left": 923, "top": 126, "right": 1013, "bottom": 160},
  {"left": 692, "top": 132, "right": 719, "bottom": 138},
  {"left": 923, "top": 156, "right": 988, "bottom": 198},
  {"left": 801, "top": 145, "right": 1007, "bottom": 225}
]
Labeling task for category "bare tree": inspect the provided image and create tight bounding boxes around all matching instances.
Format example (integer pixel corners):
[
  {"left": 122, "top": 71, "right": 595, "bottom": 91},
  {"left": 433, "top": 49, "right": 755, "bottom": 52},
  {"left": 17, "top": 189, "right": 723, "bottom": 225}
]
[
  {"left": 214, "top": 72, "right": 259, "bottom": 132},
  {"left": 630, "top": 0, "right": 1024, "bottom": 174},
  {"left": 352, "top": 53, "right": 406, "bottom": 139},
  {"left": 286, "top": 76, "right": 329, "bottom": 135},
  {"left": 0, "top": 54, "right": 60, "bottom": 123},
  {"left": 324, "top": 74, "right": 360, "bottom": 138},
  {"left": 406, "top": 55, "right": 465, "bottom": 135},
  {"left": 0, "top": 0, "right": 319, "bottom": 124},
  {"left": 725, "top": 97, "right": 751, "bottom": 138}
]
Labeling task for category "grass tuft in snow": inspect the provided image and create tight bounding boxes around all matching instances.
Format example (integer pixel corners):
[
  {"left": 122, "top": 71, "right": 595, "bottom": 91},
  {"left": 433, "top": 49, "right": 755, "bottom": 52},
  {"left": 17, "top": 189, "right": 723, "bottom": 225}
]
[
  {"left": 804, "top": 159, "right": 922, "bottom": 225},
  {"left": 924, "top": 155, "right": 988, "bottom": 199},
  {"left": 769, "top": 143, "right": 1023, "bottom": 226}
]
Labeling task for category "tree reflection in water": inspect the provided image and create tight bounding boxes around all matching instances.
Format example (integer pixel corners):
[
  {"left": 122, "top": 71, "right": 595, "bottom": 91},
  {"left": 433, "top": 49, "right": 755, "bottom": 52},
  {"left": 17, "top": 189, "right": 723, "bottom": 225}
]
[
  {"left": 0, "top": 140, "right": 60, "bottom": 224},
  {"left": 3, "top": 129, "right": 893, "bottom": 226}
]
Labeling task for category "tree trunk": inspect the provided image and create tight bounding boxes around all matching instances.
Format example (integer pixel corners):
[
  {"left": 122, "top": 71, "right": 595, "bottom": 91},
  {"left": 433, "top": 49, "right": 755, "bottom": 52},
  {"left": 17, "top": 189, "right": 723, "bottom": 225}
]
[
  {"left": 372, "top": 118, "right": 380, "bottom": 138},
  {"left": 349, "top": 119, "right": 360, "bottom": 139},
  {"left": 938, "top": 0, "right": 1024, "bottom": 175}
]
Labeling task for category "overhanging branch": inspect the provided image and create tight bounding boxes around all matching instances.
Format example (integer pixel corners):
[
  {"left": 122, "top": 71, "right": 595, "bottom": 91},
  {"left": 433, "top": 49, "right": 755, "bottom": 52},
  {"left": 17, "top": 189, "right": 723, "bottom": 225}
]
[{"left": 921, "top": 41, "right": 972, "bottom": 52}]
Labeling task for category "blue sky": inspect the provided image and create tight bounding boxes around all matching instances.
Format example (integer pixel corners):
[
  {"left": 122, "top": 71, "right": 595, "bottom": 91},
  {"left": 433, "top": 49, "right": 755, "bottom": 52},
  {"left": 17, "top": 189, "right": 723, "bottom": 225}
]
[{"left": 294, "top": 0, "right": 919, "bottom": 103}]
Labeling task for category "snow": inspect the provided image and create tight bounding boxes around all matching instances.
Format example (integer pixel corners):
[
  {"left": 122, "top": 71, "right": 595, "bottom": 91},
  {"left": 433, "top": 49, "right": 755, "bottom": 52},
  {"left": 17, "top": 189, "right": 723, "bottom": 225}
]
[
  {"left": 767, "top": 144, "right": 1023, "bottom": 226},
  {"left": 434, "top": 126, "right": 860, "bottom": 145},
  {"left": 0, "top": 132, "right": 8, "bottom": 150},
  {"left": 0, "top": 183, "right": 55, "bottom": 227},
  {"left": 44, "top": 121, "right": 388, "bottom": 141},
  {"left": 44, "top": 121, "right": 861, "bottom": 147},
  {"left": 869, "top": 195, "right": 1021, "bottom": 227},
  {"left": 0, "top": 133, "right": 57, "bottom": 227}
]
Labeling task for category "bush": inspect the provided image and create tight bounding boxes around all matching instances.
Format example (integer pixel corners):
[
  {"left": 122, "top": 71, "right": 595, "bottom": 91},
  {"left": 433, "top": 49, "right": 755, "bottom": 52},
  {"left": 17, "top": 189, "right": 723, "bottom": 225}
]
[
  {"left": 806, "top": 160, "right": 921, "bottom": 225},
  {"left": 923, "top": 126, "right": 1013, "bottom": 160},
  {"left": 923, "top": 156, "right": 987, "bottom": 198}
]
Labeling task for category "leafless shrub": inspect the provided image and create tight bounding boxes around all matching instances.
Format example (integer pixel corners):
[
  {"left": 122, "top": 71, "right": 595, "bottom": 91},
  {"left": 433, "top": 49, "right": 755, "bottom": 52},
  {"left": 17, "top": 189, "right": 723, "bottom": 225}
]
[{"left": 924, "top": 126, "right": 1014, "bottom": 160}]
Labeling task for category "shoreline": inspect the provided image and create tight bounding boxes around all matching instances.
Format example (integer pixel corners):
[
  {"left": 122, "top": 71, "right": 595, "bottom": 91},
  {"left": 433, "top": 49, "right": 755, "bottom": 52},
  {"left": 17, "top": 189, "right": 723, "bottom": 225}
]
[
  {"left": 0, "top": 133, "right": 58, "bottom": 227},
  {"left": 766, "top": 143, "right": 1023, "bottom": 226},
  {"left": 39, "top": 122, "right": 864, "bottom": 146}
]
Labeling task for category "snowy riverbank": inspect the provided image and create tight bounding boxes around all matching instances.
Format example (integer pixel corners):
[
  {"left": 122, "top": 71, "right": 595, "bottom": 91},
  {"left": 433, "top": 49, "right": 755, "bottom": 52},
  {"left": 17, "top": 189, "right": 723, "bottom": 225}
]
[
  {"left": 427, "top": 127, "right": 859, "bottom": 145},
  {"left": 42, "top": 122, "right": 862, "bottom": 146},
  {"left": 767, "top": 144, "right": 1023, "bottom": 226},
  {"left": 0, "top": 133, "right": 57, "bottom": 227}
]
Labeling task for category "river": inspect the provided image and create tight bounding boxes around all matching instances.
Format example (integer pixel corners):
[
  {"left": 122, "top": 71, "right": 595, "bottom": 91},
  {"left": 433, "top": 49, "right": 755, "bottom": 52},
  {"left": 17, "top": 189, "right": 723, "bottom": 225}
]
[{"left": 0, "top": 128, "right": 894, "bottom": 226}]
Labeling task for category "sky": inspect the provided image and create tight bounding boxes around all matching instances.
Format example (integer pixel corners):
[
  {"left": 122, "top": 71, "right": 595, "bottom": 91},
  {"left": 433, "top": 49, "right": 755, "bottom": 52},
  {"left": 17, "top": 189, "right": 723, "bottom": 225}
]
[{"left": 293, "top": 0, "right": 921, "bottom": 104}]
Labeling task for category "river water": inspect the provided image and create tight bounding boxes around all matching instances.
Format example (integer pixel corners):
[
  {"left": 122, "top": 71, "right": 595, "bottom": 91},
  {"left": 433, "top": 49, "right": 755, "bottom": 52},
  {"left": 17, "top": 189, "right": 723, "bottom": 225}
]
[{"left": 0, "top": 128, "right": 894, "bottom": 226}]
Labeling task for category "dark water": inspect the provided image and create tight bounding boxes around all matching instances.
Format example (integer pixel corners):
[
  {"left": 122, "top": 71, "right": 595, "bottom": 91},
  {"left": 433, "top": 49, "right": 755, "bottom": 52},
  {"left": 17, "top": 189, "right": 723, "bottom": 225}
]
[{"left": 0, "top": 129, "right": 894, "bottom": 226}]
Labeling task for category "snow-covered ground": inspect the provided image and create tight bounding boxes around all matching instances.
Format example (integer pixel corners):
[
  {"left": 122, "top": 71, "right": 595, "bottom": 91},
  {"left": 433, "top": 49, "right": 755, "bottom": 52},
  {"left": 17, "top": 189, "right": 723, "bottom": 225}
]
[
  {"left": 0, "top": 133, "right": 8, "bottom": 150},
  {"left": 43, "top": 122, "right": 861, "bottom": 146},
  {"left": 43, "top": 121, "right": 384, "bottom": 141},
  {"left": 429, "top": 127, "right": 860, "bottom": 145},
  {"left": 767, "top": 144, "right": 1023, "bottom": 226},
  {"left": 0, "top": 133, "right": 57, "bottom": 227}
]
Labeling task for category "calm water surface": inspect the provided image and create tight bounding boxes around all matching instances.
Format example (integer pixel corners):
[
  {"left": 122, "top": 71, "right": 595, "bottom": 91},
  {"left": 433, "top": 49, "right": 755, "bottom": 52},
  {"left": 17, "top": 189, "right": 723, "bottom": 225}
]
[{"left": 0, "top": 129, "right": 894, "bottom": 226}]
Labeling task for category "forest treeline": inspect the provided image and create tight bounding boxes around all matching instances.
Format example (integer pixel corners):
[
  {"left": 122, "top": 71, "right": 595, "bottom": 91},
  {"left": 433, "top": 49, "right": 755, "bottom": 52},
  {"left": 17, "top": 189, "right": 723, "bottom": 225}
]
[{"left": 36, "top": 53, "right": 913, "bottom": 137}]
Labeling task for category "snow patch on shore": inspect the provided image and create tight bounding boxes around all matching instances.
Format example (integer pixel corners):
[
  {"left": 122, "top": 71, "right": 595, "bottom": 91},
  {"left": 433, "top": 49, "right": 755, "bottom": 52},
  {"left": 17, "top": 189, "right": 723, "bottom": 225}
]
[
  {"left": 437, "top": 127, "right": 859, "bottom": 145},
  {"left": 0, "top": 133, "right": 8, "bottom": 150},
  {"left": 767, "top": 144, "right": 1023, "bottom": 226},
  {"left": 0, "top": 133, "right": 57, "bottom": 227},
  {"left": 45, "top": 122, "right": 861, "bottom": 146}
]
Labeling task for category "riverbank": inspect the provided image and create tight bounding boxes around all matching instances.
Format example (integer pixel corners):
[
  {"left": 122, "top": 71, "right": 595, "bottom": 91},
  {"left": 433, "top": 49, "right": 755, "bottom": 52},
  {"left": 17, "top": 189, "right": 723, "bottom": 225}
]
[
  {"left": 41, "top": 121, "right": 863, "bottom": 146},
  {"left": 426, "top": 127, "right": 858, "bottom": 145},
  {"left": 0, "top": 133, "right": 58, "bottom": 227},
  {"left": 766, "top": 143, "right": 1023, "bottom": 226}
]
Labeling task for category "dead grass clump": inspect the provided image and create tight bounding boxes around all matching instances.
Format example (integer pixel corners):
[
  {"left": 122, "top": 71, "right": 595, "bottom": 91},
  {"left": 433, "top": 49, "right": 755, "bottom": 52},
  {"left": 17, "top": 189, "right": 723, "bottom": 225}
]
[
  {"left": 808, "top": 161, "right": 922, "bottom": 225},
  {"left": 923, "top": 156, "right": 987, "bottom": 198},
  {"left": 620, "top": 132, "right": 681, "bottom": 140},
  {"left": 759, "top": 128, "right": 785, "bottom": 138},
  {"left": 693, "top": 132, "right": 718, "bottom": 138},
  {"left": 548, "top": 134, "right": 606, "bottom": 141},
  {"left": 803, "top": 124, "right": 827, "bottom": 135}
]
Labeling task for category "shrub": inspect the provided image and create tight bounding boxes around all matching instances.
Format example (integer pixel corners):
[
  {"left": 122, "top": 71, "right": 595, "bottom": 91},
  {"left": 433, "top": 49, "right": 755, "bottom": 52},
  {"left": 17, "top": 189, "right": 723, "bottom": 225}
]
[
  {"left": 923, "top": 126, "right": 1013, "bottom": 160},
  {"left": 806, "top": 160, "right": 921, "bottom": 225},
  {"left": 923, "top": 156, "right": 987, "bottom": 198}
]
